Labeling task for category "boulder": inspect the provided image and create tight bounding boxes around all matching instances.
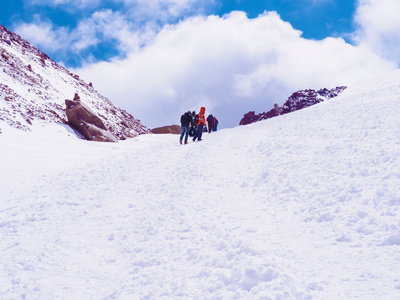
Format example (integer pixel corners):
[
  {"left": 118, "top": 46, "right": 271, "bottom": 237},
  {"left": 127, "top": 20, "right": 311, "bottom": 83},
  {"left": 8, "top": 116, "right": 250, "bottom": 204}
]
[
  {"left": 151, "top": 125, "right": 181, "bottom": 134},
  {"left": 65, "top": 98, "right": 118, "bottom": 142}
]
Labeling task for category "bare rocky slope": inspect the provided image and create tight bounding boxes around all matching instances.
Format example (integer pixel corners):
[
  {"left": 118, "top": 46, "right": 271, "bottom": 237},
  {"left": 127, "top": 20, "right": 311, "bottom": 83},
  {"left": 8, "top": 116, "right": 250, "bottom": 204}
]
[{"left": 0, "top": 24, "right": 150, "bottom": 139}]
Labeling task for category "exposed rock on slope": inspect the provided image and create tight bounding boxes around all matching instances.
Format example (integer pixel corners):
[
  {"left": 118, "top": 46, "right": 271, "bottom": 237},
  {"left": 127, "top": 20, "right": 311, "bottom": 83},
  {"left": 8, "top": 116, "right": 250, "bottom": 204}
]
[
  {"left": 65, "top": 95, "right": 118, "bottom": 142},
  {"left": 151, "top": 125, "right": 181, "bottom": 134},
  {"left": 0, "top": 24, "right": 151, "bottom": 139},
  {"left": 240, "top": 87, "right": 347, "bottom": 126}
]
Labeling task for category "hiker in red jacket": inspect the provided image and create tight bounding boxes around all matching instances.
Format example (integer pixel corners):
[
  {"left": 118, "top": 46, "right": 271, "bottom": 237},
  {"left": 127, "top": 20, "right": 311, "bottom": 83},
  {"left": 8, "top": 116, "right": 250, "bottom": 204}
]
[
  {"left": 213, "top": 116, "right": 218, "bottom": 131},
  {"left": 193, "top": 107, "right": 206, "bottom": 141}
]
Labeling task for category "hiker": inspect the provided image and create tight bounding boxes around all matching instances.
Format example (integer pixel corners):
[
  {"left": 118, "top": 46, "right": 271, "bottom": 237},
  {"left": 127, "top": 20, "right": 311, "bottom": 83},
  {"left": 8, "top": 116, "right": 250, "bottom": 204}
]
[
  {"left": 180, "top": 111, "right": 192, "bottom": 144},
  {"left": 207, "top": 114, "right": 214, "bottom": 133},
  {"left": 193, "top": 107, "right": 206, "bottom": 141},
  {"left": 189, "top": 111, "right": 197, "bottom": 137},
  {"left": 213, "top": 116, "right": 219, "bottom": 131}
]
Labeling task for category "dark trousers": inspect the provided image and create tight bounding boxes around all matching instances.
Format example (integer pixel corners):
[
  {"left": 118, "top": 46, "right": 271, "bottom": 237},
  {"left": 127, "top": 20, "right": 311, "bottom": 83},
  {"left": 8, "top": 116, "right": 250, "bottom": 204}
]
[
  {"left": 193, "top": 123, "right": 204, "bottom": 141},
  {"left": 208, "top": 122, "right": 213, "bottom": 133}
]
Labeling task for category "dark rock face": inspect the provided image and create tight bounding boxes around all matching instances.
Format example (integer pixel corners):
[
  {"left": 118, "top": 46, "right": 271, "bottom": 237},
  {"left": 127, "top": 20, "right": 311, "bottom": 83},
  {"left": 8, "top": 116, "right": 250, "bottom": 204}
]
[
  {"left": 0, "top": 24, "right": 151, "bottom": 138},
  {"left": 151, "top": 125, "right": 181, "bottom": 134},
  {"left": 240, "top": 87, "right": 347, "bottom": 126},
  {"left": 65, "top": 98, "right": 118, "bottom": 142}
]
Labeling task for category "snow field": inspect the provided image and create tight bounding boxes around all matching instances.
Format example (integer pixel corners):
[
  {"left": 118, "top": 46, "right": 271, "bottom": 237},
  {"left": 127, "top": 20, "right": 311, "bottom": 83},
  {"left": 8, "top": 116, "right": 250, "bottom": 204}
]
[{"left": 1, "top": 70, "right": 400, "bottom": 298}]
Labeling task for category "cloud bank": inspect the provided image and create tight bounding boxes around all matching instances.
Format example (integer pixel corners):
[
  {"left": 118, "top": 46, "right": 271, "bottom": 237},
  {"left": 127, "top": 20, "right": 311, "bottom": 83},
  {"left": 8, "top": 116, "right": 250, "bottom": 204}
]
[
  {"left": 14, "top": 0, "right": 400, "bottom": 128},
  {"left": 75, "top": 10, "right": 395, "bottom": 128},
  {"left": 353, "top": 0, "right": 400, "bottom": 65}
]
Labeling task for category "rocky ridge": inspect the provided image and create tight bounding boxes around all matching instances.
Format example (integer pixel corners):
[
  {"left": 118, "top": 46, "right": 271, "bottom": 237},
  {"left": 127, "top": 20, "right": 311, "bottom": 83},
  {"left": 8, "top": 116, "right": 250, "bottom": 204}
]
[
  {"left": 0, "top": 24, "right": 150, "bottom": 138},
  {"left": 240, "top": 87, "right": 347, "bottom": 126}
]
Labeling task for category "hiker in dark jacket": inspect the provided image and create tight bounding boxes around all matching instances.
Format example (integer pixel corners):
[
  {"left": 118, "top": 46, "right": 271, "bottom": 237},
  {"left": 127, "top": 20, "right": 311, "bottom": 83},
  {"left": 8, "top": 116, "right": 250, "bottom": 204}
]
[
  {"left": 207, "top": 114, "right": 214, "bottom": 133},
  {"left": 191, "top": 111, "right": 196, "bottom": 125},
  {"left": 189, "top": 111, "right": 196, "bottom": 137},
  {"left": 180, "top": 111, "right": 192, "bottom": 144}
]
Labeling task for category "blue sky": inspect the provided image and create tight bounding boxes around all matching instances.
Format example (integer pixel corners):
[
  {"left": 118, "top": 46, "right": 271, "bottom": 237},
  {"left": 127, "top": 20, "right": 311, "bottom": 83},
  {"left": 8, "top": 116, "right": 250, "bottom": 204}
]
[
  {"left": 2, "top": 0, "right": 356, "bottom": 67},
  {"left": 1, "top": 1, "right": 400, "bottom": 128},
  {"left": 216, "top": 0, "right": 356, "bottom": 40}
]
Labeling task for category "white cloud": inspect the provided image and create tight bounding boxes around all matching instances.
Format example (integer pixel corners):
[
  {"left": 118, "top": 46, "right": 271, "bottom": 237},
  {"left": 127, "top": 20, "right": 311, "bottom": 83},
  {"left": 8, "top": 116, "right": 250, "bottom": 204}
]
[
  {"left": 75, "top": 11, "right": 396, "bottom": 129},
  {"left": 17, "top": 0, "right": 211, "bottom": 58},
  {"left": 28, "top": 0, "right": 214, "bottom": 20},
  {"left": 16, "top": 1, "right": 399, "bottom": 128},
  {"left": 117, "top": 0, "right": 212, "bottom": 17},
  {"left": 14, "top": 10, "right": 147, "bottom": 60},
  {"left": 29, "top": 0, "right": 102, "bottom": 9},
  {"left": 353, "top": 0, "right": 400, "bottom": 66},
  {"left": 13, "top": 16, "right": 71, "bottom": 52},
  {"left": 309, "top": 0, "right": 333, "bottom": 4},
  {"left": 71, "top": 10, "right": 144, "bottom": 53}
]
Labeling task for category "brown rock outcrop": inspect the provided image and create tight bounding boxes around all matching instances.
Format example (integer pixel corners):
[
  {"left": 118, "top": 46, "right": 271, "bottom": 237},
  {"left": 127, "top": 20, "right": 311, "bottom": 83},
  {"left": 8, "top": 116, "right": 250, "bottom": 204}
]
[
  {"left": 65, "top": 98, "right": 118, "bottom": 142},
  {"left": 151, "top": 125, "right": 181, "bottom": 134}
]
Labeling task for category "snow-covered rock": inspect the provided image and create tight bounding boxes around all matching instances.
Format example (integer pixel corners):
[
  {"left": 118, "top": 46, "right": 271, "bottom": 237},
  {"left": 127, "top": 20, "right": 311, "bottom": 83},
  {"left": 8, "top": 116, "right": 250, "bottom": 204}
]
[{"left": 0, "top": 24, "right": 151, "bottom": 139}]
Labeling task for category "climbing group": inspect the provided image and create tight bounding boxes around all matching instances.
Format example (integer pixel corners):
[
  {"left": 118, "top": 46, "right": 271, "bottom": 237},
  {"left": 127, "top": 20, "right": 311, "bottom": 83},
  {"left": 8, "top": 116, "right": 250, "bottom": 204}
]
[
  {"left": 206, "top": 114, "right": 219, "bottom": 133},
  {"left": 179, "top": 107, "right": 219, "bottom": 145}
]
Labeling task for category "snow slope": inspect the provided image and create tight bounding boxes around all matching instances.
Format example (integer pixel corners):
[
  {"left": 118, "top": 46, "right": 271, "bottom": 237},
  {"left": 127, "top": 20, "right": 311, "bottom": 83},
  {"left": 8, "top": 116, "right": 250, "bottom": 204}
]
[{"left": 1, "top": 70, "right": 400, "bottom": 299}]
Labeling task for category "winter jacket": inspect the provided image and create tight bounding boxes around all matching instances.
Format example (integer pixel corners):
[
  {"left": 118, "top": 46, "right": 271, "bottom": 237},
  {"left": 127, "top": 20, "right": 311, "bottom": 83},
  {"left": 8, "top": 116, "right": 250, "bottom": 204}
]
[
  {"left": 180, "top": 112, "right": 192, "bottom": 126},
  {"left": 198, "top": 107, "right": 206, "bottom": 125},
  {"left": 191, "top": 112, "right": 196, "bottom": 126}
]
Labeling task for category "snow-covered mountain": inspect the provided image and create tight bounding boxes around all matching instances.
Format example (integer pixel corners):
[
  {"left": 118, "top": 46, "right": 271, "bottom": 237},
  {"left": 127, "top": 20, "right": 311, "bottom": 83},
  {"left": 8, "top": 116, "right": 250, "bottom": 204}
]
[
  {"left": 1, "top": 46, "right": 400, "bottom": 298},
  {"left": 240, "top": 86, "right": 346, "bottom": 125},
  {"left": 0, "top": 24, "right": 150, "bottom": 138}
]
